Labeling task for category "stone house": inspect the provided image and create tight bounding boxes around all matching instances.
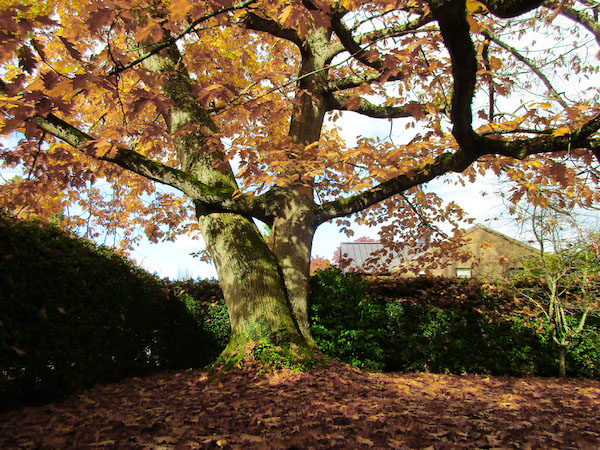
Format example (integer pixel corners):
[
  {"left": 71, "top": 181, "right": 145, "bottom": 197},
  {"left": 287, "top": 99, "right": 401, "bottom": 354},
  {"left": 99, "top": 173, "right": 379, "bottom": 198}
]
[{"left": 339, "top": 224, "right": 539, "bottom": 280}]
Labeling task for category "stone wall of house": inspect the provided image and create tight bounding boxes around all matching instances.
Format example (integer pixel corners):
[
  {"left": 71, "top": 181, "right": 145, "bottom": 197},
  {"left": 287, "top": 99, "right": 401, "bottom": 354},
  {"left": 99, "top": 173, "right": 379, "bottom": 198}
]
[{"left": 394, "top": 225, "right": 539, "bottom": 280}]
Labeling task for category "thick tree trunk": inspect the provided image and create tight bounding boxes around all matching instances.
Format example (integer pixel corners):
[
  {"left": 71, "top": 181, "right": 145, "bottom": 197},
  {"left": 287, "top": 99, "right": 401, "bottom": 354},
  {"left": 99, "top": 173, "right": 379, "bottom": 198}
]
[
  {"left": 268, "top": 30, "right": 330, "bottom": 348},
  {"left": 271, "top": 189, "right": 319, "bottom": 347},
  {"left": 142, "top": 43, "right": 309, "bottom": 361},
  {"left": 144, "top": 34, "right": 326, "bottom": 365},
  {"left": 196, "top": 211, "right": 308, "bottom": 359}
]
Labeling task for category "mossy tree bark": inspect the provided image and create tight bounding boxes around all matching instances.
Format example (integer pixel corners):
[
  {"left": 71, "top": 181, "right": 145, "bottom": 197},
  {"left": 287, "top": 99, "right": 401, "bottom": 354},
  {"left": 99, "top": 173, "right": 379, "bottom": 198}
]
[
  {"left": 197, "top": 211, "right": 308, "bottom": 357},
  {"left": 558, "top": 345, "right": 567, "bottom": 378},
  {"left": 150, "top": 42, "right": 316, "bottom": 359},
  {"left": 270, "top": 188, "right": 320, "bottom": 347}
]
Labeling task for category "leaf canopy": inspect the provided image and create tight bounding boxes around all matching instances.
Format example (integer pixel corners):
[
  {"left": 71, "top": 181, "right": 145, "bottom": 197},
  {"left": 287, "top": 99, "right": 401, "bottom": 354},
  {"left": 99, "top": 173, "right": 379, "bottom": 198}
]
[{"left": 0, "top": 0, "right": 599, "bottom": 252}]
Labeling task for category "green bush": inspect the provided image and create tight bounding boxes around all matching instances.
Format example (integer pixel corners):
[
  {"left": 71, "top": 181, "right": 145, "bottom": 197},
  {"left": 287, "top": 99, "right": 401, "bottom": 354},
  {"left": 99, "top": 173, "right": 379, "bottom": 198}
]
[
  {"left": 170, "top": 280, "right": 230, "bottom": 361},
  {"left": 309, "top": 268, "right": 387, "bottom": 370},
  {"left": 0, "top": 214, "right": 220, "bottom": 409},
  {"left": 3, "top": 212, "right": 597, "bottom": 411},
  {"left": 563, "top": 313, "right": 600, "bottom": 378},
  {"left": 383, "top": 301, "right": 557, "bottom": 376},
  {"left": 309, "top": 268, "right": 600, "bottom": 378}
]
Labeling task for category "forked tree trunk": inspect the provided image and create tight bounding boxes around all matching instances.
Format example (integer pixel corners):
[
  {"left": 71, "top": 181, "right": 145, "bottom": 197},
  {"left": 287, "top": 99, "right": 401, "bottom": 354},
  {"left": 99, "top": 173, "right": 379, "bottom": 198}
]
[
  {"left": 197, "top": 210, "right": 312, "bottom": 360},
  {"left": 145, "top": 38, "right": 322, "bottom": 363}
]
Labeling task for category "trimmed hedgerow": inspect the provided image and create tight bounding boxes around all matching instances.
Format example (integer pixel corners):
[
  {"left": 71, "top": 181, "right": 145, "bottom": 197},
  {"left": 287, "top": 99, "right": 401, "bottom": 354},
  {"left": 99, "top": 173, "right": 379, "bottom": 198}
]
[
  {"left": 0, "top": 213, "right": 221, "bottom": 409},
  {"left": 2, "top": 213, "right": 598, "bottom": 410},
  {"left": 309, "top": 268, "right": 387, "bottom": 370},
  {"left": 170, "top": 278, "right": 230, "bottom": 357},
  {"left": 309, "top": 268, "right": 599, "bottom": 378}
]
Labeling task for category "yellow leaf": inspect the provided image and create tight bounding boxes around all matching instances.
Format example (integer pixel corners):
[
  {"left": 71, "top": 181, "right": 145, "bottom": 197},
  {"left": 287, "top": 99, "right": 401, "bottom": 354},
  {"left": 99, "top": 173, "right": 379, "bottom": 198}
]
[
  {"left": 553, "top": 127, "right": 570, "bottom": 136},
  {"left": 466, "top": 14, "right": 482, "bottom": 33},
  {"left": 529, "top": 160, "right": 542, "bottom": 169},
  {"left": 169, "top": 0, "right": 193, "bottom": 23},
  {"left": 278, "top": 6, "right": 294, "bottom": 25},
  {"left": 489, "top": 57, "right": 502, "bottom": 71},
  {"left": 466, "top": 0, "right": 487, "bottom": 13},
  {"left": 304, "top": 141, "right": 320, "bottom": 152}
]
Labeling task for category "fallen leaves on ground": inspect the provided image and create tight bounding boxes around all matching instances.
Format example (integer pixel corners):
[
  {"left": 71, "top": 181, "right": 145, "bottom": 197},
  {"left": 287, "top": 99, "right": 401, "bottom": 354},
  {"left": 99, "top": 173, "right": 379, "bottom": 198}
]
[{"left": 1, "top": 361, "right": 599, "bottom": 448}]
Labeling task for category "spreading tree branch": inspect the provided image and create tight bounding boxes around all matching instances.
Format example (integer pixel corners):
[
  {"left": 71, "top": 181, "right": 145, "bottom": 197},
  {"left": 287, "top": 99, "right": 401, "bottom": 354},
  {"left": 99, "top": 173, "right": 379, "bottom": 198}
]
[
  {"left": 324, "top": 69, "right": 404, "bottom": 93},
  {"left": 320, "top": 21, "right": 439, "bottom": 94},
  {"left": 318, "top": 147, "right": 480, "bottom": 221},
  {"left": 481, "top": 39, "right": 495, "bottom": 121},
  {"left": 322, "top": 12, "right": 433, "bottom": 93},
  {"left": 400, "top": 192, "right": 451, "bottom": 239},
  {"left": 32, "top": 113, "right": 265, "bottom": 218},
  {"left": 428, "top": 0, "right": 479, "bottom": 153},
  {"left": 319, "top": 0, "right": 592, "bottom": 222},
  {"left": 325, "top": 93, "right": 423, "bottom": 118},
  {"left": 242, "top": 12, "right": 303, "bottom": 46},
  {"left": 478, "top": 0, "right": 546, "bottom": 17},
  {"left": 318, "top": 112, "right": 600, "bottom": 221},
  {"left": 328, "top": 14, "right": 395, "bottom": 72},
  {"left": 544, "top": 0, "right": 600, "bottom": 43},
  {"left": 481, "top": 120, "right": 600, "bottom": 159},
  {"left": 325, "top": 16, "right": 435, "bottom": 62}
]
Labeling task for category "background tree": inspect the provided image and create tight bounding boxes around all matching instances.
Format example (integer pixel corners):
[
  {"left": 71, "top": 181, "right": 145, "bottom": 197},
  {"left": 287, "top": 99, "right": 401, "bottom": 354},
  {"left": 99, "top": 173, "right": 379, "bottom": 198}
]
[
  {"left": 1, "top": 0, "right": 600, "bottom": 362},
  {"left": 513, "top": 201, "right": 600, "bottom": 377},
  {"left": 310, "top": 255, "right": 333, "bottom": 274}
]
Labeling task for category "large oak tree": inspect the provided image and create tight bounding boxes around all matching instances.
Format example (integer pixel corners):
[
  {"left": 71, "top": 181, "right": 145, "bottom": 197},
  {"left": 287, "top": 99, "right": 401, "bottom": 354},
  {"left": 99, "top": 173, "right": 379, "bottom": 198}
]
[{"left": 1, "top": 0, "right": 599, "bottom": 359}]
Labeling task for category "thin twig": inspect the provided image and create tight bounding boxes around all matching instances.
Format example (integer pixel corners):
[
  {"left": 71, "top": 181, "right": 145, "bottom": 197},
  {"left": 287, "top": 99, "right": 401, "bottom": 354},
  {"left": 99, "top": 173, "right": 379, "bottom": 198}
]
[
  {"left": 483, "top": 31, "right": 569, "bottom": 109},
  {"left": 108, "top": 0, "right": 257, "bottom": 77}
]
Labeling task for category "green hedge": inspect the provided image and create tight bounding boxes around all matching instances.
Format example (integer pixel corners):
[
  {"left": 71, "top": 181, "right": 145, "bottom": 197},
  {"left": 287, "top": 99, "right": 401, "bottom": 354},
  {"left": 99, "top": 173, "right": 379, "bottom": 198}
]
[
  {"left": 309, "top": 268, "right": 600, "bottom": 378},
  {"left": 309, "top": 268, "right": 387, "bottom": 370},
  {"left": 170, "top": 278, "right": 230, "bottom": 354},
  {"left": 0, "top": 214, "right": 223, "bottom": 409}
]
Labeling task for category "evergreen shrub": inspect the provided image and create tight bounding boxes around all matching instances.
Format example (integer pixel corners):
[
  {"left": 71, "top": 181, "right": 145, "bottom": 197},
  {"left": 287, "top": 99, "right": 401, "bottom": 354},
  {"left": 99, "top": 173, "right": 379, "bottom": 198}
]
[
  {"left": 309, "top": 268, "right": 599, "bottom": 378},
  {"left": 170, "top": 278, "right": 230, "bottom": 359},
  {"left": 3, "top": 213, "right": 598, "bottom": 410},
  {"left": 0, "top": 214, "right": 218, "bottom": 409},
  {"left": 309, "top": 268, "right": 387, "bottom": 370}
]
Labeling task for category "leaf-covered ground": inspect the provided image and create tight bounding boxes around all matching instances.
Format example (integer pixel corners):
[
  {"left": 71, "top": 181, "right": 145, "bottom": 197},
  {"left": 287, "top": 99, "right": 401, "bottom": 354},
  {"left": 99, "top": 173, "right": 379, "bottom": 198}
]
[{"left": 1, "top": 361, "right": 599, "bottom": 448}]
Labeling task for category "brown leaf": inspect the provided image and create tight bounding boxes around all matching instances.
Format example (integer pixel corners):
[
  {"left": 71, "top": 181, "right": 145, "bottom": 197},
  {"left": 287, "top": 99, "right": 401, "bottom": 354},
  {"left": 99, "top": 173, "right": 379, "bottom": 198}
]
[
  {"left": 58, "top": 36, "right": 82, "bottom": 60},
  {"left": 17, "top": 44, "right": 36, "bottom": 74},
  {"left": 357, "top": 435, "right": 374, "bottom": 446},
  {"left": 86, "top": 7, "right": 114, "bottom": 33},
  {"left": 240, "top": 434, "right": 264, "bottom": 443}
]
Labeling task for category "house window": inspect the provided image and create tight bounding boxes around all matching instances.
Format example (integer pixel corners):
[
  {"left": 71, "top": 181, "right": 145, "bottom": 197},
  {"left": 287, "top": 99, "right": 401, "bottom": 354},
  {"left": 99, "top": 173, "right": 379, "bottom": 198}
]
[{"left": 455, "top": 268, "right": 472, "bottom": 278}]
